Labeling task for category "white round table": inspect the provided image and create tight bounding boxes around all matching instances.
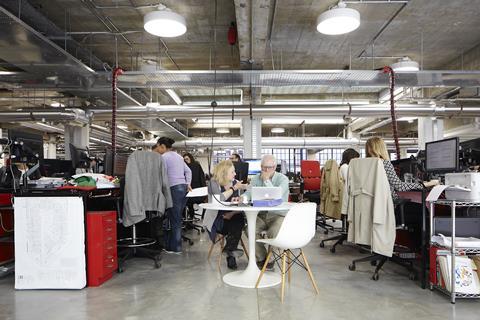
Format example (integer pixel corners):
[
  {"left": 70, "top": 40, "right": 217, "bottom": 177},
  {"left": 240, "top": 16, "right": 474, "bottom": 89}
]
[{"left": 200, "top": 202, "right": 292, "bottom": 288}]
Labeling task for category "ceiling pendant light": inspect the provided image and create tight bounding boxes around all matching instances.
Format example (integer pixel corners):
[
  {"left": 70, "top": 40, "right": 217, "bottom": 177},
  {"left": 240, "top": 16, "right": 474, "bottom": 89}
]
[
  {"left": 391, "top": 57, "right": 420, "bottom": 71},
  {"left": 144, "top": 4, "right": 187, "bottom": 37},
  {"left": 316, "top": 1, "right": 360, "bottom": 35}
]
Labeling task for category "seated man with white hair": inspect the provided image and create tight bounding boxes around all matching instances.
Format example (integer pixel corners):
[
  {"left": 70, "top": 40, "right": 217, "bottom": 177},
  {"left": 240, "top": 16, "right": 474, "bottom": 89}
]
[{"left": 245, "top": 154, "right": 289, "bottom": 270}]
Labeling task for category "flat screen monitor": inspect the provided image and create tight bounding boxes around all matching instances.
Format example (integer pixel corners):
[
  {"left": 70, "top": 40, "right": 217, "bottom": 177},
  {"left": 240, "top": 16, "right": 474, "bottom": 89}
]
[
  {"left": 40, "top": 159, "right": 74, "bottom": 178},
  {"left": 69, "top": 143, "right": 90, "bottom": 169},
  {"left": 233, "top": 162, "right": 249, "bottom": 183},
  {"left": 8, "top": 129, "right": 44, "bottom": 163},
  {"left": 104, "top": 148, "right": 129, "bottom": 176},
  {"left": 425, "top": 137, "right": 459, "bottom": 173},
  {"left": 244, "top": 159, "right": 261, "bottom": 175}
]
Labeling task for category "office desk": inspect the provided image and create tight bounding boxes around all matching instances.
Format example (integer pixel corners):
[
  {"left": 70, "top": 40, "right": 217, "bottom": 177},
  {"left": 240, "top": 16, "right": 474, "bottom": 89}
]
[
  {"left": 398, "top": 189, "right": 427, "bottom": 289},
  {"left": 200, "top": 202, "right": 293, "bottom": 288}
]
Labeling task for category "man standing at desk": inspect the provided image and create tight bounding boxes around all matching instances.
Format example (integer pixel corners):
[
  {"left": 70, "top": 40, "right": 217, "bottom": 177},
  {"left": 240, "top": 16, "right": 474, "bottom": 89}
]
[{"left": 245, "top": 155, "right": 289, "bottom": 270}]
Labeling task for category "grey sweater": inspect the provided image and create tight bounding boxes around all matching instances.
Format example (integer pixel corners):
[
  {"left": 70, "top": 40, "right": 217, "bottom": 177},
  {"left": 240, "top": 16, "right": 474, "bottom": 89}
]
[{"left": 123, "top": 151, "right": 173, "bottom": 227}]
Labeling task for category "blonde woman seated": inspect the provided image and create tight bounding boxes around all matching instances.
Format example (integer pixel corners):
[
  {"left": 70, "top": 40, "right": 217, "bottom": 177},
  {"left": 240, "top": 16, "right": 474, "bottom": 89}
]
[{"left": 205, "top": 160, "right": 248, "bottom": 269}]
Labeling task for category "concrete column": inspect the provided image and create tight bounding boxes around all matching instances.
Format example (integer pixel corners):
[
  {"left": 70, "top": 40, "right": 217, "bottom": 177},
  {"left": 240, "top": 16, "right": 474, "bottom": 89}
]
[
  {"left": 64, "top": 124, "right": 90, "bottom": 160},
  {"left": 242, "top": 117, "right": 262, "bottom": 159},
  {"left": 46, "top": 135, "right": 57, "bottom": 159},
  {"left": 418, "top": 118, "right": 444, "bottom": 150},
  {"left": 307, "top": 150, "right": 317, "bottom": 160}
]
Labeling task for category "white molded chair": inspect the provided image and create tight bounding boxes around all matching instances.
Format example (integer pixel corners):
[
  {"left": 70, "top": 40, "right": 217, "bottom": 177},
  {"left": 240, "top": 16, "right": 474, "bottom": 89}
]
[{"left": 255, "top": 202, "right": 319, "bottom": 302}]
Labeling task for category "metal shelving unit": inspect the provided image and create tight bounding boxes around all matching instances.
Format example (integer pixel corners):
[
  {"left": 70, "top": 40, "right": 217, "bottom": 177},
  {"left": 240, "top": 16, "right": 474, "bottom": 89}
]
[{"left": 429, "top": 199, "right": 480, "bottom": 303}]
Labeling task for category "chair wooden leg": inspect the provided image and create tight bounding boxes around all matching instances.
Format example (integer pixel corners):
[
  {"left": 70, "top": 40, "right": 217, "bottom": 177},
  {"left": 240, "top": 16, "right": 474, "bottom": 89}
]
[
  {"left": 207, "top": 242, "right": 215, "bottom": 260},
  {"left": 300, "top": 249, "right": 319, "bottom": 295},
  {"left": 217, "top": 236, "right": 225, "bottom": 269},
  {"left": 240, "top": 237, "right": 249, "bottom": 260},
  {"left": 281, "top": 250, "right": 287, "bottom": 303},
  {"left": 255, "top": 247, "right": 273, "bottom": 288},
  {"left": 287, "top": 250, "right": 292, "bottom": 285}
]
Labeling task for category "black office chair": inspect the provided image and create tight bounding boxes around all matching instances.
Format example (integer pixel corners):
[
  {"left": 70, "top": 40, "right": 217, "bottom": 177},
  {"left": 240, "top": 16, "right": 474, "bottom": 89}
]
[
  {"left": 116, "top": 177, "right": 163, "bottom": 272},
  {"left": 319, "top": 214, "right": 347, "bottom": 253},
  {"left": 348, "top": 199, "right": 416, "bottom": 281},
  {"left": 117, "top": 212, "right": 163, "bottom": 272}
]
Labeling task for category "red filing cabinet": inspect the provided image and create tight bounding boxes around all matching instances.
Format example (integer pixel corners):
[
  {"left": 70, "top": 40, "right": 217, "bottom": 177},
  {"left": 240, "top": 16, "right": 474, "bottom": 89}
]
[
  {"left": 0, "top": 193, "right": 14, "bottom": 264},
  {"left": 86, "top": 211, "right": 117, "bottom": 287}
]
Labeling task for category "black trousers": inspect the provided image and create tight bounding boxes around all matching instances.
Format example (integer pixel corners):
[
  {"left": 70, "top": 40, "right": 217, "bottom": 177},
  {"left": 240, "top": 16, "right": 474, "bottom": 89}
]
[{"left": 219, "top": 213, "right": 246, "bottom": 252}]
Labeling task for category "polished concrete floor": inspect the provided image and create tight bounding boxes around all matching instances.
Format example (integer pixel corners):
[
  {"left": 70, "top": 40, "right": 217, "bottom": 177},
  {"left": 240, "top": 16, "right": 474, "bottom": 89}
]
[{"left": 1, "top": 229, "right": 479, "bottom": 320}]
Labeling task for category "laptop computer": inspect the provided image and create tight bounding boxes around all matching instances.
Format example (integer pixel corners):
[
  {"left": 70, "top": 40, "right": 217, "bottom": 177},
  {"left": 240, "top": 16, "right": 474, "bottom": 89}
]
[{"left": 251, "top": 187, "right": 283, "bottom": 207}]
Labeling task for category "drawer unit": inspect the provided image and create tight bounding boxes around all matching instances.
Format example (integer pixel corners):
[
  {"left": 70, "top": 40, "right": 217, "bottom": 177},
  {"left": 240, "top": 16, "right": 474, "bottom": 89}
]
[{"left": 86, "top": 211, "right": 118, "bottom": 287}]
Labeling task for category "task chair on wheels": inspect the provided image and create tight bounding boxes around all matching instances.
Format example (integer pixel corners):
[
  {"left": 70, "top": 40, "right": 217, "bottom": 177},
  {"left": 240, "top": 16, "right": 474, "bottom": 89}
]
[
  {"left": 345, "top": 158, "right": 415, "bottom": 281},
  {"left": 300, "top": 160, "right": 333, "bottom": 234}
]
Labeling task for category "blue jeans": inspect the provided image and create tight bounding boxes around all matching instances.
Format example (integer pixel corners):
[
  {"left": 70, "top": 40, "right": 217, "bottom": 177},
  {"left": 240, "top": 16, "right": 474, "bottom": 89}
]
[{"left": 164, "top": 184, "right": 187, "bottom": 252}]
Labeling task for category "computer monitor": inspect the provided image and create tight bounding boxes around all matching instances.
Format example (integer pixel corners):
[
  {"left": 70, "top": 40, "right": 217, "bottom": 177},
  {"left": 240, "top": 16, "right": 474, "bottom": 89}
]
[
  {"left": 69, "top": 143, "right": 90, "bottom": 169},
  {"left": 40, "top": 159, "right": 74, "bottom": 178},
  {"left": 460, "top": 137, "right": 480, "bottom": 167},
  {"left": 425, "top": 137, "right": 459, "bottom": 173},
  {"left": 244, "top": 159, "right": 261, "bottom": 175},
  {"left": 8, "top": 130, "right": 43, "bottom": 163},
  {"left": 104, "top": 148, "right": 128, "bottom": 176},
  {"left": 233, "top": 162, "right": 249, "bottom": 183}
]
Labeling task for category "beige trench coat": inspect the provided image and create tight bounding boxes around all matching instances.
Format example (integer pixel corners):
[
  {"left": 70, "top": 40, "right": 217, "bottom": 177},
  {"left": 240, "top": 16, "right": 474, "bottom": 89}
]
[
  {"left": 346, "top": 158, "right": 395, "bottom": 257},
  {"left": 320, "top": 159, "right": 343, "bottom": 220}
]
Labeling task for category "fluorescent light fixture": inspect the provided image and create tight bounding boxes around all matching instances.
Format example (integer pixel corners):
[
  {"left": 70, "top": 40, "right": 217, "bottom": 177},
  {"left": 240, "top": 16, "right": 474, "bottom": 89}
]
[
  {"left": 379, "top": 87, "right": 404, "bottom": 103},
  {"left": 262, "top": 118, "right": 345, "bottom": 125},
  {"left": 271, "top": 127, "right": 285, "bottom": 134},
  {"left": 117, "top": 125, "right": 128, "bottom": 130},
  {"left": 33, "top": 122, "right": 64, "bottom": 132},
  {"left": 264, "top": 99, "right": 370, "bottom": 105},
  {"left": 216, "top": 128, "right": 230, "bottom": 134},
  {"left": 183, "top": 100, "right": 242, "bottom": 106},
  {"left": 166, "top": 89, "right": 182, "bottom": 105},
  {"left": 145, "top": 102, "right": 161, "bottom": 108},
  {"left": 196, "top": 118, "right": 241, "bottom": 124},
  {"left": 0, "top": 71, "right": 18, "bottom": 75},
  {"left": 144, "top": 6, "right": 187, "bottom": 37},
  {"left": 91, "top": 124, "right": 109, "bottom": 131},
  {"left": 397, "top": 117, "right": 417, "bottom": 123},
  {"left": 391, "top": 57, "right": 419, "bottom": 72},
  {"left": 316, "top": 2, "right": 360, "bottom": 35},
  {"left": 50, "top": 101, "right": 65, "bottom": 107}
]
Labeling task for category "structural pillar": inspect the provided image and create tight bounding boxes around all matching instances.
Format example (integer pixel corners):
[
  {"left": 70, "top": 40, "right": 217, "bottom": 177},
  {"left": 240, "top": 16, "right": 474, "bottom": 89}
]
[
  {"left": 64, "top": 124, "right": 90, "bottom": 160},
  {"left": 418, "top": 118, "right": 444, "bottom": 150},
  {"left": 241, "top": 117, "right": 262, "bottom": 159}
]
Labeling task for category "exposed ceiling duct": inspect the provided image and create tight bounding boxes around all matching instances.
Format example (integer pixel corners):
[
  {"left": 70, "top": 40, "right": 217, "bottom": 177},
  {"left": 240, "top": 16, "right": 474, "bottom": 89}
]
[
  {"left": 137, "top": 137, "right": 418, "bottom": 149},
  {"left": 0, "top": 109, "right": 89, "bottom": 124},
  {"left": 86, "top": 104, "right": 480, "bottom": 120}
]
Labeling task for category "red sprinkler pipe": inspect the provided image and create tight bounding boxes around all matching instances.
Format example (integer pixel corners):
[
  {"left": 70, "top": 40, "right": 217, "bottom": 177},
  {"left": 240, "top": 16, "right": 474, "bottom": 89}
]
[
  {"left": 383, "top": 66, "right": 401, "bottom": 160},
  {"left": 112, "top": 67, "right": 124, "bottom": 162}
]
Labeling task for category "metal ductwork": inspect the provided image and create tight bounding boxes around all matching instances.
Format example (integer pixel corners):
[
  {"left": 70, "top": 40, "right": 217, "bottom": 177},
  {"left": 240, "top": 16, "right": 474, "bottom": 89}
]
[
  {"left": 136, "top": 137, "right": 418, "bottom": 149},
  {"left": 88, "top": 104, "right": 480, "bottom": 120},
  {"left": 0, "top": 109, "right": 89, "bottom": 124}
]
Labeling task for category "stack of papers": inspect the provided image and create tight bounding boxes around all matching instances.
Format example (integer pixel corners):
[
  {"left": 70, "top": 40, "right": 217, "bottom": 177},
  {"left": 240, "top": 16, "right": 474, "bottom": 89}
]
[{"left": 432, "top": 234, "right": 480, "bottom": 248}]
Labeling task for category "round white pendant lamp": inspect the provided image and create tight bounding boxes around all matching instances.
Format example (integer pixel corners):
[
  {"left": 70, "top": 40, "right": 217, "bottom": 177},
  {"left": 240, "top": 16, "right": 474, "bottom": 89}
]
[
  {"left": 391, "top": 57, "right": 420, "bottom": 71},
  {"left": 316, "top": 2, "right": 360, "bottom": 35},
  {"left": 144, "top": 6, "right": 187, "bottom": 37}
]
